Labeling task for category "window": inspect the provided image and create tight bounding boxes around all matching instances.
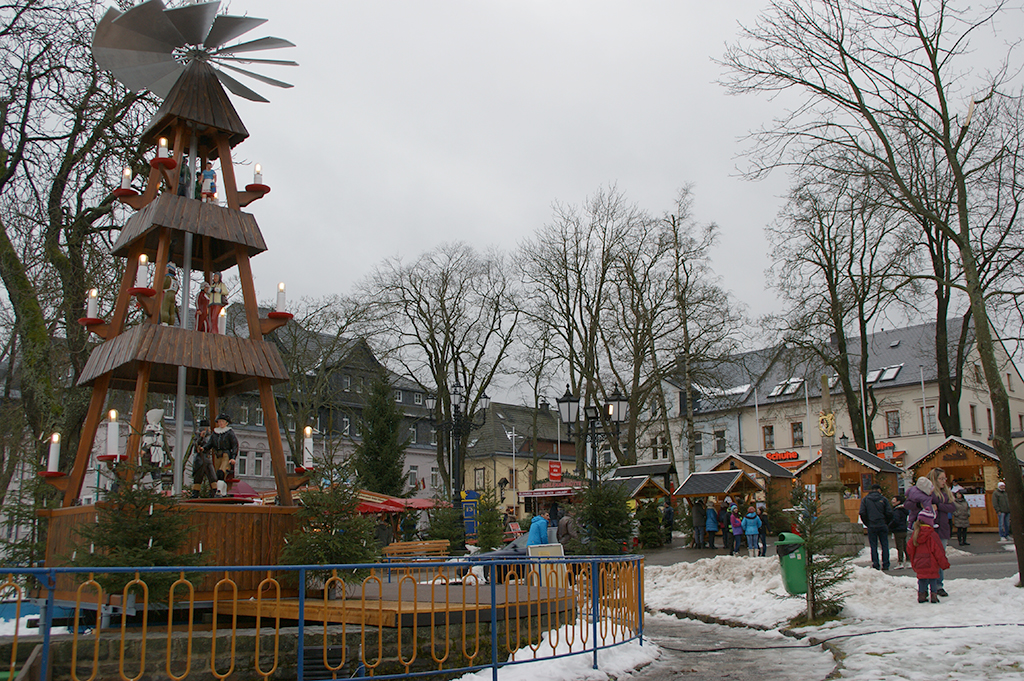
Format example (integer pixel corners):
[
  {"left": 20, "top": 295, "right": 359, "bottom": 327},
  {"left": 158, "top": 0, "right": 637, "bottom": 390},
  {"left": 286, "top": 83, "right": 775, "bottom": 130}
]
[
  {"left": 286, "top": 460, "right": 295, "bottom": 474},
  {"left": 408, "top": 465, "right": 418, "bottom": 488},
  {"left": 970, "top": 405, "right": 979, "bottom": 433},
  {"left": 414, "top": 393, "right": 423, "bottom": 405},
  {"left": 886, "top": 411, "right": 901, "bottom": 438},
  {"left": 920, "top": 406, "right": 938, "bottom": 435},
  {"left": 342, "top": 417, "right": 351, "bottom": 436},
  {"left": 343, "top": 375, "right": 352, "bottom": 391},
  {"left": 164, "top": 398, "right": 175, "bottom": 419},
  {"left": 652, "top": 434, "right": 669, "bottom": 460},
  {"left": 973, "top": 363, "right": 983, "bottom": 383},
  {"left": 239, "top": 405, "right": 249, "bottom": 425},
  {"left": 880, "top": 365, "right": 902, "bottom": 381},
  {"left": 430, "top": 467, "right": 439, "bottom": 489},
  {"left": 767, "top": 383, "right": 786, "bottom": 398},
  {"left": 474, "top": 468, "right": 486, "bottom": 489},
  {"left": 762, "top": 425, "right": 775, "bottom": 450},
  {"left": 783, "top": 378, "right": 803, "bottom": 395},
  {"left": 693, "top": 432, "right": 704, "bottom": 458},
  {"left": 791, "top": 422, "right": 804, "bottom": 447},
  {"left": 1019, "top": 414, "right": 1024, "bottom": 432},
  {"left": 409, "top": 425, "right": 417, "bottom": 443},
  {"left": 1009, "top": 373, "right": 1015, "bottom": 392},
  {"left": 714, "top": 430, "right": 726, "bottom": 454},
  {"left": 236, "top": 453, "right": 248, "bottom": 476},
  {"left": 394, "top": 390, "right": 403, "bottom": 403},
  {"left": 430, "top": 428, "right": 437, "bottom": 445},
  {"left": 286, "top": 414, "right": 295, "bottom": 433},
  {"left": 255, "top": 407, "right": 264, "bottom": 426},
  {"left": 509, "top": 467, "right": 517, "bottom": 489},
  {"left": 865, "top": 369, "right": 882, "bottom": 384},
  {"left": 356, "top": 376, "right": 365, "bottom": 393},
  {"left": 254, "top": 451, "right": 265, "bottom": 477},
  {"left": 195, "top": 402, "right": 208, "bottom": 421}
]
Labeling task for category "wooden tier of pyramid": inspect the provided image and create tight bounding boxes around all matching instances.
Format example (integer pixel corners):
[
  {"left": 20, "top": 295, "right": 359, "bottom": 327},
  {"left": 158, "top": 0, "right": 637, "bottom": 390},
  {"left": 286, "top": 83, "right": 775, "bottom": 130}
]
[{"left": 61, "top": 61, "right": 297, "bottom": 507}]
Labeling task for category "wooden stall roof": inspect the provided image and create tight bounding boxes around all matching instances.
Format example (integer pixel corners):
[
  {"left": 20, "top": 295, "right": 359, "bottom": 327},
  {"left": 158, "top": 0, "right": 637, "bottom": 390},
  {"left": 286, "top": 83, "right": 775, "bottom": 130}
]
[
  {"left": 111, "top": 193, "right": 267, "bottom": 269},
  {"left": 712, "top": 454, "right": 796, "bottom": 479},
  {"left": 607, "top": 475, "right": 670, "bottom": 499},
  {"left": 142, "top": 60, "right": 249, "bottom": 152},
  {"left": 77, "top": 324, "right": 288, "bottom": 396},
  {"left": 907, "top": 435, "right": 1024, "bottom": 472},
  {"left": 672, "top": 470, "right": 763, "bottom": 498},
  {"left": 794, "top": 446, "right": 904, "bottom": 476}
]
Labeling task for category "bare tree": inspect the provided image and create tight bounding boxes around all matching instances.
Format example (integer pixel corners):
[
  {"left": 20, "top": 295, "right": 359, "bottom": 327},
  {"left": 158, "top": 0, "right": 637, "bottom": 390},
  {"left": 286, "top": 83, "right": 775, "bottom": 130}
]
[
  {"left": 0, "top": 2, "right": 153, "bottom": 488},
  {"left": 722, "top": 0, "right": 1024, "bottom": 580},
  {"left": 359, "top": 243, "right": 518, "bottom": 494},
  {"left": 767, "top": 168, "right": 914, "bottom": 451}
]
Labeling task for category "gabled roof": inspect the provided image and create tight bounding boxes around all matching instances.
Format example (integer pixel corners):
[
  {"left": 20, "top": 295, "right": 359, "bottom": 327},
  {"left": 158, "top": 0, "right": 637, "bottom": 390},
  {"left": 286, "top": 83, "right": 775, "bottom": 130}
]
[
  {"left": 606, "top": 475, "right": 669, "bottom": 499},
  {"left": 613, "top": 462, "right": 676, "bottom": 478},
  {"left": 465, "top": 401, "right": 570, "bottom": 461},
  {"left": 713, "top": 453, "right": 795, "bottom": 479},
  {"left": 906, "top": 435, "right": 1024, "bottom": 470},
  {"left": 673, "top": 470, "right": 764, "bottom": 497},
  {"left": 794, "top": 446, "right": 903, "bottom": 475}
]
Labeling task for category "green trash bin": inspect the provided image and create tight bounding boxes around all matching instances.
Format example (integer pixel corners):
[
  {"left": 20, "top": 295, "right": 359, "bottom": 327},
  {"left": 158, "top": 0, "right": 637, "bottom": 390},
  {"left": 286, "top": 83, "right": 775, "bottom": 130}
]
[{"left": 776, "top": 532, "right": 807, "bottom": 595}]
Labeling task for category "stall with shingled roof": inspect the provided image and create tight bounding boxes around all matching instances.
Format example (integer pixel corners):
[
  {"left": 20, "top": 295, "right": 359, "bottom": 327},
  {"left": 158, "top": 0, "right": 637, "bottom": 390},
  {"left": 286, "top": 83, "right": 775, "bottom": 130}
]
[{"left": 794, "top": 446, "right": 903, "bottom": 524}]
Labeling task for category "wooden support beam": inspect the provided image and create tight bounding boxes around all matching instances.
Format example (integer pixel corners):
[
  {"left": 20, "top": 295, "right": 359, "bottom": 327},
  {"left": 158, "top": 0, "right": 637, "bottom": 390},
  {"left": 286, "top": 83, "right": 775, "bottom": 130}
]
[
  {"left": 258, "top": 376, "right": 293, "bottom": 506},
  {"left": 215, "top": 134, "right": 240, "bottom": 211},
  {"left": 124, "top": 363, "right": 152, "bottom": 471},
  {"left": 233, "top": 244, "right": 264, "bottom": 341},
  {"left": 64, "top": 375, "right": 110, "bottom": 507},
  {"left": 150, "top": 227, "right": 171, "bottom": 326},
  {"left": 109, "top": 241, "right": 144, "bottom": 335}
]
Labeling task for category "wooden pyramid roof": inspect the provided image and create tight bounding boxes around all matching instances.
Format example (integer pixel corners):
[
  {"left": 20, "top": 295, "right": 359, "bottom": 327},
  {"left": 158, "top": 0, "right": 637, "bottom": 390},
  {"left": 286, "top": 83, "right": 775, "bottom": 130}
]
[{"left": 142, "top": 60, "right": 249, "bottom": 154}]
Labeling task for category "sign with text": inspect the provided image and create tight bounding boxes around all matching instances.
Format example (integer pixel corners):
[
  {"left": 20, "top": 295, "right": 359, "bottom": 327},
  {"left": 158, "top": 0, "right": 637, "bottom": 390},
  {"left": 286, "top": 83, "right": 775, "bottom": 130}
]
[{"left": 549, "top": 461, "right": 562, "bottom": 482}]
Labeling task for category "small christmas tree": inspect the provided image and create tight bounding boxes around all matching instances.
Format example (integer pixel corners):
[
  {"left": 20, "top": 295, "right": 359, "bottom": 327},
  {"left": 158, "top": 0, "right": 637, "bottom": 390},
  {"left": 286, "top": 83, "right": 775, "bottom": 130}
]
[
  {"left": 566, "top": 479, "right": 633, "bottom": 555},
  {"left": 788, "top": 488, "right": 854, "bottom": 625},
  {"left": 351, "top": 373, "right": 410, "bottom": 497},
  {"left": 425, "top": 497, "right": 466, "bottom": 554},
  {"left": 70, "top": 460, "right": 204, "bottom": 603},
  {"left": 636, "top": 500, "right": 664, "bottom": 550},
  {"left": 474, "top": 490, "right": 504, "bottom": 551},
  {"left": 279, "top": 456, "right": 377, "bottom": 586}
]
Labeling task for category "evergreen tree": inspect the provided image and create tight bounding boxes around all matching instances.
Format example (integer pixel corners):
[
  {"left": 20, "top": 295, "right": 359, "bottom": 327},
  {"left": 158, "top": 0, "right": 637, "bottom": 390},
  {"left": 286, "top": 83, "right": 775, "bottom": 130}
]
[
  {"left": 788, "top": 488, "right": 853, "bottom": 624},
  {"left": 279, "top": 457, "right": 377, "bottom": 585},
  {"left": 474, "top": 490, "right": 504, "bottom": 551},
  {"left": 71, "top": 461, "right": 205, "bottom": 603},
  {"left": 352, "top": 373, "right": 410, "bottom": 497},
  {"left": 636, "top": 501, "right": 664, "bottom": 550},
  {"left": 566, "top": 480, "right": 633, "bottom": 555},
  {"left": 426, "top": 499, "right": 466, "bottom": 554}
]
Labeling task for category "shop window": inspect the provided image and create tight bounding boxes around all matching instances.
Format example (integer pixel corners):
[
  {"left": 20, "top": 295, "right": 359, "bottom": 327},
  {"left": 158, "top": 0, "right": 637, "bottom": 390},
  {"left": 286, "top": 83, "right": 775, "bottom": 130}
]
[
  {"left": 762, "top": 425, "right": 775, "bottom": 450},
  {"left": 791, "top": 422, "right": 804, "bottom": 447}
]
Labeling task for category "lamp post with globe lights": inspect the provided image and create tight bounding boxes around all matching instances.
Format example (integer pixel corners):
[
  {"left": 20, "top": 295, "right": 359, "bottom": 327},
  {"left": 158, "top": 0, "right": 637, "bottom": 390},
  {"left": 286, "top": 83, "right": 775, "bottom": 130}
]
[{"left": 556, "top": 385, "right": 629, "bottom": 488}]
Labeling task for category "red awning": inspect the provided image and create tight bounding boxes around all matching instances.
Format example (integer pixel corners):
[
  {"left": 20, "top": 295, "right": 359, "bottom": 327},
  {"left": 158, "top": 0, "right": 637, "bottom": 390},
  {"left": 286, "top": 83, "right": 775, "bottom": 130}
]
[
  {"left": 356, "top": 501, "right": 400, "bottom": 514},
  {"left": 396, "top": 497, "right": 435, "bottom": 510}
]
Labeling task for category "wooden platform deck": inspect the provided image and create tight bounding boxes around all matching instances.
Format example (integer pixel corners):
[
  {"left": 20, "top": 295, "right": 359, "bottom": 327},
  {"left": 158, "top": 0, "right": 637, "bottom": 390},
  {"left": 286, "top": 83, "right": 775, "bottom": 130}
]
[{"left": 234, "top": 581, "right": 576, "bottom": 628}]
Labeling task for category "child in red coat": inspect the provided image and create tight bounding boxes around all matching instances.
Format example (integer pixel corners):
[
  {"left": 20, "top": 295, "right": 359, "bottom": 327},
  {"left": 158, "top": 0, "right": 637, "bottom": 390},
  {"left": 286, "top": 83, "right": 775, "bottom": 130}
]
[{"left": 906, "top": 507, "right": 949, "bottom": 603}]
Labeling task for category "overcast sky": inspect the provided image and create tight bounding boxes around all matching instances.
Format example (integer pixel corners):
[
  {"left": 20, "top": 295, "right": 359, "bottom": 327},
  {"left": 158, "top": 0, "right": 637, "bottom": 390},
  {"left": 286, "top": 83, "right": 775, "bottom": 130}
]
[{"left": 204, "top": 1, "right": 791, "bottom": 316}]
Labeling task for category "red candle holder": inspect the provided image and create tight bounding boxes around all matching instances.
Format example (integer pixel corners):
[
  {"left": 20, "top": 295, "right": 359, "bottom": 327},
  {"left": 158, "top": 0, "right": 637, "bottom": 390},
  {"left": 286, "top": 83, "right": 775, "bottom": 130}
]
[
  {"left": 97, "top": 454, "right": 127, "bottom": 463},
  {"left": 150, "top": 156, "right": 177, "bottom": 170},
  {"left": 128, "top": 287, "right": 156, "bottom": 297},
  {"left": 38, "top": 471, "right": 66, "bottom": 479},
  {"left": 113, "top": 188, "right": 139, "bottom": 198},
  {"left": 78, "top": 317, "right": 104, "bottom": 327},
  {"left": 267, "top": 311, "right": 293, "bottom": 320},
  {"left": 245, "top": 183, "right": 271, "bottom": 194},
  {"left": 295, "top": 466, "right": 313, "bottom": 474}
]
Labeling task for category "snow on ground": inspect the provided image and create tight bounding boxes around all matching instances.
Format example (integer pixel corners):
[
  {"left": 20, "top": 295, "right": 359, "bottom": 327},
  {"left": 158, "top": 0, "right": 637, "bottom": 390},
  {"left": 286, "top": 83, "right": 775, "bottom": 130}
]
[
  {"left": 457, "top": 618, "right": 660, "bottom": 681},
  {"left": 646, "top": 554, "right": 1024, "bottom": 680}
]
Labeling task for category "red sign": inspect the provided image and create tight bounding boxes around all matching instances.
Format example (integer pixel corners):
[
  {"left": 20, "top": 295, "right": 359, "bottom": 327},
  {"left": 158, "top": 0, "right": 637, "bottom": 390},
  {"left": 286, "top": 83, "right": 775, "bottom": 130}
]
[
  {"left": 765, "top": 451, "right": 801, "bottom": 462},
  {"left": 549, "top": 461, "right": 562, "bottom": 482}
]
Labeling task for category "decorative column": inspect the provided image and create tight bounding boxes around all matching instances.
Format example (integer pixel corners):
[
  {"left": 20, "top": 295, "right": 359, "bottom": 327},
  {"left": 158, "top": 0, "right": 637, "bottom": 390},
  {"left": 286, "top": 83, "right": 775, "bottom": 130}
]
[{"left": 817, "top": 375, "right": 862, "bottom": 555}]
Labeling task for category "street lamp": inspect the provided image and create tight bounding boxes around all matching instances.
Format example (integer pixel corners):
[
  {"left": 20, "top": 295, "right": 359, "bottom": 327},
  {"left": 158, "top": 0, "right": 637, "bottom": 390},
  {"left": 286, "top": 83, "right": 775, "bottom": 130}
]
[
  {"left": 425, "top": 381, "right": 490, "bottom": 510},
  {"left": 556, "top": 384, "right": 629, "bottom": 488}
]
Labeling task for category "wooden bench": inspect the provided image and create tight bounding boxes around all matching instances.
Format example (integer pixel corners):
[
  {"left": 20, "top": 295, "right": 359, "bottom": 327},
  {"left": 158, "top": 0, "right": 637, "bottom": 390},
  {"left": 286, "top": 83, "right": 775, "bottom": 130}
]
[
  {"left": 378, "top": 540, "right": 454, "bottom": 584},
  {"left": 381, "top": 539, "right": 451, "bottom": 560}
]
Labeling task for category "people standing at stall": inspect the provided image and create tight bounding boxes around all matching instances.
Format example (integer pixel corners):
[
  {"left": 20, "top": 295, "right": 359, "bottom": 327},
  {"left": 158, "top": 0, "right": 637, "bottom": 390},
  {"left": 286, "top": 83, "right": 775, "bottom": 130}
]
[
  {"left": 890, "top": 494, "right": 909, "bottom": 569},
  {"left": 729, "top": 505, "right": 743, "bottom": 555},
  {"left": 952, "top": 490, "right": 971, "bottom": 546},
  {"left": 859, "top": 483, "right": 894, "bottom": 571},
  {"left": 692, "top": 499, "right": 706, "bottom": 549},
  {"left": 662, "top": 500, "right": 675, "bottom": 545},
  {"left": 705, "top": 502, "right": 720, "bottom": 549},
  {"left": 741, "top": 506, "right": 762, "bottom": 557},
  {"left": 756, "top": 505, "right": 770, "bottom": 557},
  {"left": 993, "top": 481, "right": 1011, "bottom": 542}
]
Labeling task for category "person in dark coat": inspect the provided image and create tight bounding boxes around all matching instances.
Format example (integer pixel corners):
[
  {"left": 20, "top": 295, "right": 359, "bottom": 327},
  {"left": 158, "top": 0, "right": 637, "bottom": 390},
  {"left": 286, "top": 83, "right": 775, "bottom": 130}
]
[
  {"left": 756, "top": 506, "right": 770, "bottom": 557},
  {"left": 692, "top": 499, "right": 706, "bottom": 549},
  {"left": 859, "top": 484, "right": 894, "bottom": 570},
  {"left": 662, "top": 501, "right": 675, "bottom": 545},
  {"left": 889, "top": 494, "right": 910, "bottom": 569},
  {"left": 705, "top": 503, "right": 720, "bottom": 549}
]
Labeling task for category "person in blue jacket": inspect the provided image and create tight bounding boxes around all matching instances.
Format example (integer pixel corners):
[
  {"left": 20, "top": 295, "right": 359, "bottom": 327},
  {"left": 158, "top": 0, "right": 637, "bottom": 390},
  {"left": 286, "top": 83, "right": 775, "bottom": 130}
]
[
  {"left": 705, "top": 502, "right": 721, "bottom": 549},
  {"left": 526, "top": 511, "right": 550, "bottom": 546},
  {"left": 740, "top": 506, "right": 762, "bottom": 557}
]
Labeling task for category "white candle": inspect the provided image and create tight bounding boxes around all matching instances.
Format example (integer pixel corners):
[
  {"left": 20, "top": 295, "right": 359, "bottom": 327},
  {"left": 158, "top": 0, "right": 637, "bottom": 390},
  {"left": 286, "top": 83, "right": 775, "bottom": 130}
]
[
  {"left": 254, "top": 163, "right": 263, "bottom": 184},
  {"left": 303, "top": 426, "right": 313, "bottom": 468},
  {"left": 218, "top": 308, "right": 227, "bottom": 334},
  {"left": 276, "top": 282, "right": 286, "bottom": 312},
  {"left": 135, "top": 255, "right": 149, "bottom": 288},
  {"left": 47, "top": 433, "right": 60, "bottom": 472},
  {"left": 121, "top": 167, "right": 132, "bottom": 189},
  {"left": 158, "top": 137, "right": 168, "bottom": 158},
  {"left": 149, "top": 504, "right": 153, "bottom": 516},
  {"left": 148, "top": 537, "right": 153, "bottom": 549},
  {"left": 198, "top": 542, "right": 202, "bottom": 553},
  {"left": 106, "top": 410, "right": 118, "bottom": 458},
  {"left": 72, "top": 550, "right": 77, "bottom": 561},
  {"left": 86, "top": 288, "right": 98, "bottom": 318}
]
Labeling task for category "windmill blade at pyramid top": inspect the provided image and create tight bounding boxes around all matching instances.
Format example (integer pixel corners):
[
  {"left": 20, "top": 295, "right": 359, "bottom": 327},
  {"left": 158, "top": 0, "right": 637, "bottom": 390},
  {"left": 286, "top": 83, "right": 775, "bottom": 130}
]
[{"left": 92, "top": 0, "right": 296, "bottom": 103}]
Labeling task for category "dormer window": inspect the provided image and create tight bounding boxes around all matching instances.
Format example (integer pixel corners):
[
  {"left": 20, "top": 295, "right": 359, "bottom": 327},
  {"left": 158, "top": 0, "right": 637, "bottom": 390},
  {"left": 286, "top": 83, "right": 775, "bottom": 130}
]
[{"left": 880, "top": 364, "right": 902, "bottom": 381}]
